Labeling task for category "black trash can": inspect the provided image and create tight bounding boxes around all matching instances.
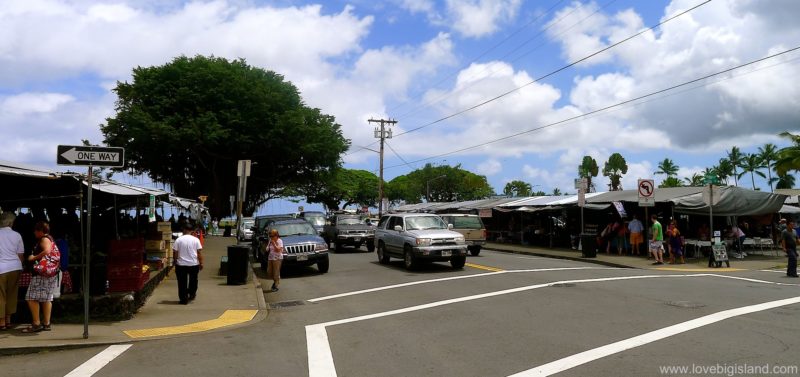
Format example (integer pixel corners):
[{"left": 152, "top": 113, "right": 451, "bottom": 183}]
[
  {"left": 227, "top": 245, "right": 250, "bottom": 285},
  {"left": 581, "top": 234, "right": 597, "bottom": 258}
]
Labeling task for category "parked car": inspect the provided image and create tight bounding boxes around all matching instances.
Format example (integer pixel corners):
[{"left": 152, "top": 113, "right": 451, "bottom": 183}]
[
  {"left": 322, "top": 213, "right": 375, "bottom": 252},
  {"left": 252, "top": 214, "right": 296, "bottom": 259},
  {"left": 237, "top": 217, "right": 255, "bottom": 242},
  {"left": 259, "top": 219, "right": 329, "bottom": 273},
  {"left": 374, "top": 213, "right": 468, "bottom": 270},
  {"left": 438, "top": 214, "right": 487, "bottom": 256},
  {"left": 298, "top": 211, "right": 326, "bottom": 235}
]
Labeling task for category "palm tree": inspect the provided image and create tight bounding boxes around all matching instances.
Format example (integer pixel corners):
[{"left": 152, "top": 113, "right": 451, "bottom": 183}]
[
  {"left": 758, "top": 143, "right": 779, "bottom": 192},
  {"left": 658, "top": 176, "right": 683, "bottom": 188},
  {"left": 684, "top": 173, "right": 704, "bottom": 186},
  {"left": 775, "top": 132, "right": 800, "bottom": 176},
  {"left": 578, "top": 156, "right": 599, "bottom": 192},
  {"left": 654, "top": 158, "right": 679, "bottom": 185},
  {"left": 737, "top": 153, "right": 766, "bottom": 190},
  {"left": 552, "top": 188, "right": 562, "bottom": 196},
  {"left": 715, "top": 158, "right": 734, "bottom": 185},
  {"left": 602, "top": 153, "right": 628, "bottom": 191},
  {"left": 771, "top": 172, "right": 796, "bottom": 189},
  {"left": 503, "top": 180, "right": 533, "bottom": 197},
  {"left": 727, "top": 146, "right": 743, "bottom": 186}
]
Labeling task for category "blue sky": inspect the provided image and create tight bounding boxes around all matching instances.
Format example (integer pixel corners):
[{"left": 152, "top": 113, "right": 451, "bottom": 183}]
[{"left": 2, "top": 0, "right": 799, "bottom": 215}]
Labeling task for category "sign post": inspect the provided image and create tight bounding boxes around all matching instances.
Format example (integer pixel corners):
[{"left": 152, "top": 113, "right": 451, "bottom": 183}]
[
  {"left": 703, "top": 174, "right": 721, "bottom": 260},
  {"left": 235, "top": 160, "right": 251, "bottom": 239},
  {"left": 57, "top": 145, "right": 125, "bottom": 339},
  {"left": 577, "top": 178, "right": 587, "bottom": 233}
]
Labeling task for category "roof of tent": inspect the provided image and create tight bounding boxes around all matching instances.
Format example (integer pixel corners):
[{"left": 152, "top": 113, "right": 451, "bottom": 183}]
[
  {"left": 586, "top": 187, "right": 705, "bottom": 203},
  {"left": 670, "top": 186, "right": 787, "bottom": 216}
]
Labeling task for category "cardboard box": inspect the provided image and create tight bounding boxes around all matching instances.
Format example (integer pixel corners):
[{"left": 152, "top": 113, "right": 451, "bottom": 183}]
[
  {"left": 156, "top": 222, "right": 172, "bottom": 232},
  {"left": 145, "top": 240, "right": 165, "bottom": 251}
]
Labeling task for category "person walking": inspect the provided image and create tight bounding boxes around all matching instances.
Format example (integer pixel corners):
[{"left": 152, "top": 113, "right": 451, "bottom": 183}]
[
  {"left": 0, "top": 212, "right": 24, "bottom": 330},
  {"left": 667, "top": 219, "right": 685, "bottom": 264},
  {"left": 172, "top": 224, "right": 204, "bottom": 305},
  {"left": 628, "top": 214, "right": 644, "bottom": 256},
  {"left": 22, "top": 221, "right": 60, "bottom": 333},
  {"left": 650, "top": 215, "right": 664, "bottom": 265},
  {"left": 781, "top": 220, "right": 798, "bottom": 278},
  {"left": 266, "top": 228, "right": 284, "bottom": 292}
]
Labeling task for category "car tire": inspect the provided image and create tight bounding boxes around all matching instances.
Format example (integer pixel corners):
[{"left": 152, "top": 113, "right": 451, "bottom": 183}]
[
  {"left": 367, "top": 241, "right": 375, "bottom": 253},
  {"left": 334, "top": 241, "right": 343, "bottom": 253},
  {"left": 317, "top": 257, "right": 330, "bottom": 273},
  {"left": 403, "top": 246, "right": 417, "bottom": 270},
  {"left": 377, "top": 242, "right": 390, "bottom": 264},
  {"left": 469, "top": 246, "right": 481, "bottom": 256},
  {"left": 450, "top": 255, "right": 466, "bottom": 269}
]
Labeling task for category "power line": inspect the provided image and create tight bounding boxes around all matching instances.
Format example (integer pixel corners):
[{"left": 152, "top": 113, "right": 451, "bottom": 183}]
[
  {"left": 384, "top": 141, "right": 416, "bottom": 170},
  {"left": 392, "top": 0, "right": 713, "bottom": 138},
  {"left": 382, "top": 45, "right": 800, "bottom": 170}
]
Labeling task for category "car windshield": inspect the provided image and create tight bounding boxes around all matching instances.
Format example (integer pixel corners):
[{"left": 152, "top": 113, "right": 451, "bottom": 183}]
[
  {"left": 443, "top": 216, "right": 483, "bottom": 229},
  {"left": 405, "top": 216, "right": 446, "bottom": 230},
  {"left": 273, "top": 223, "right": 316, "bottom": 236},
  {"left": 303, "top": 214, "right": 326, "bottom": 226},
  {"left": 338, "top": 216, "right": 363, "bottom": 225}
]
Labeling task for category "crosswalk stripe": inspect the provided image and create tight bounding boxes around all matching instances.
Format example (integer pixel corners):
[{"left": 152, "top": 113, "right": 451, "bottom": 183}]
[{"left": 64, "top": 344, "right": 132, "bottom": 377}]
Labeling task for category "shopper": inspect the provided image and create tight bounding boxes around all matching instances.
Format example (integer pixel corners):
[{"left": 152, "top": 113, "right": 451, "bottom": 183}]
[
  {"left": 667, "top": 219, "right": 685, "bottom": 264},
  {"left": 781, "top": 220, "right": 798, "bottom": 278},
  {"left": 650, "top": 215, "right": 664, "bottom": 265},
  {"left": 628, "top": 214, "right": 644, "bottom": 256},
  {"left": 0, "top": 212, "right": 24, "bottom": 330},
  {"left": 173, "top": 223, "right": 204, "bottom": 305},
  {"left": 267, "top": 228, "right": 284, "bottom": 292},
  {"left": 23, "top": 221, "right": 60, "bottom": 333}
]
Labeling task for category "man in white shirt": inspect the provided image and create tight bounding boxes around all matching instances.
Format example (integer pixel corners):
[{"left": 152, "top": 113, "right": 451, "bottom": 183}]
[
  {"left": 172, "top": 223, "right": 203, "bottom": 305},
  {"left": 0, "top": 212, "right": 25, "bottom": 328}
]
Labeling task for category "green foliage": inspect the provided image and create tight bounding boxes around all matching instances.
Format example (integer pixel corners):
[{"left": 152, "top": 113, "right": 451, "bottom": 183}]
[
  {"left": 602, "top": 153, "right": 628, "bottom": 191},
  {"left": 303, "top": 169, "right": 378, "bottom": 211},
  {"left": 503, "top": 180, "right": 533, "bottom": 197},
  {"left": 385, "top": 164, "right": 494, "bottom": 204},
  {"left": 684, "top": 173, "right": 704, "bottom": 187},
  {"left": 775, "top": 132, "right": 800, "bottom": 178},
  {"left": 772, "top": 172, "right": 796, "bottom": 189},
  {"left": 727, "top": 146, "right": 743, "bottom": 186},
  {"left": 737, "top": 153, "right": 766, "bottom": 190},
  {"left": 552, "top": 188, "right": 562, "bottom": 195},
  {"left": 101, "top": 55, "right": 349, "bottom": 217},
  {"left": 658, "top": 176, "right": 683, "bottom": 188},
  {"left": 654, "top": 158, "right": 679, "bottom": 177},
  {"left": 577, "top": 156, "right": 599, "bottom": 192},
  {"left": 758, "top": 143, "right": 778, "bottom": 192}
]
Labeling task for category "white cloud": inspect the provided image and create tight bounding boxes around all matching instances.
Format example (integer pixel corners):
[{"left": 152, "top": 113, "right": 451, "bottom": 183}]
[
  {"left": 445, "top": 0, "right": 522, "bottom": 38},
  {"left": 1, "top": 93, "right": 74, "bottom": 116},
  {"left": 476, "top": 158, "right": 502, "bottom": 176}
]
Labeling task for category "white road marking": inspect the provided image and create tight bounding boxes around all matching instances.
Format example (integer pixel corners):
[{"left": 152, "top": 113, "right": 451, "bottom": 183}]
[
  {"left": 760, "top": 269, "right": 788, "bottom": 273},
  {"left": 307, "top": 267, "right": 616, "bottom": 302},
  {"left": 508, "top": 295, "right": 800, "bottom": 376},
  {"left": 707, "top": 273, "right": 800, "bottom": 287},
  {"left": 64, "top": 344, "right": 132, "bottom": 377},
  {"left": 306, "top": 274, "right": 705, "bottom": 377}
]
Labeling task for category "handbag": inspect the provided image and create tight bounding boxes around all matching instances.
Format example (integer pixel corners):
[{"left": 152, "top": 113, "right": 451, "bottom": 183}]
[{"left": 32, "top": 237, "right": 61, "bottom": 278}]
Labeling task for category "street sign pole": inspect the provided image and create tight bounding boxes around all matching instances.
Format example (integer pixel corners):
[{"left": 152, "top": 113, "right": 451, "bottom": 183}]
[{"left": 83, "top": 166, "right": 93, "bottom": 339}]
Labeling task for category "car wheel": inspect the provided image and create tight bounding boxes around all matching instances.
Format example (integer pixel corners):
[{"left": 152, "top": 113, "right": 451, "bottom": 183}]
[
  {"left": 404, "top": 246, "right": 416, "bottom": 270},
  {"left": 334, "top": 241, "right": 344, "bottom": 253},
  {"left": 377, "top": 242, "right": 390, "bottom": 264},
  {"left": 317, "top": 257, "right": 330, "bottom": 273},
  {"left": 451, "top": 255, "right": 466, "bottom": 269},
  {"left": 355, "top": 242, "right": 362, "bottom": 250},
  {"left": 469, "top": 246, "right": 481, "bottom": 256},
  {"left": 367, "top": 241, "right": 375, "bottom": 253}
]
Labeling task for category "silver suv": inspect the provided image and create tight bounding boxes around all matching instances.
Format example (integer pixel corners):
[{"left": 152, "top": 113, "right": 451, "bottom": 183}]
[{"left": 374, "top": 213, "right": 468, "bottom": 270}]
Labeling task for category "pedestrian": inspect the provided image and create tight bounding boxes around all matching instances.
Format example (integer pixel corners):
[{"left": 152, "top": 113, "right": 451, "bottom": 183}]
[
  {"left": 781, "top": 220, "right": 798, "bottom": 278},
  {"left": 267, "top": 228, "right": 284, "bottom": 292},
  {"left": 172, "top": 223, "right": 204, "bottom": 305},
  {"left": 667, "top": 219, "right": 684, "bottom": 264},
  {"left": 22, "top": 221, "right": 60, "bottom": 333},
  {"left": 650, "top": 215, "right": 664, "bottom": 265},
  {"left": 628, "top": 214, "right": 644, "bottom": 256},
  {"left": 0, "top": 212, "right": 24, "bottom": 330},
  {"left": 615, "top": 219, "right": 627, "bottom": 255},
  {"left": 211, "top": 218, "right": 219, "bottom": 236}
]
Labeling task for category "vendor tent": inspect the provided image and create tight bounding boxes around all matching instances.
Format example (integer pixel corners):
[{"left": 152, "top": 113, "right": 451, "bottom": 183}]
[{"left": 670, "top": 186, "right": 786, "bottom": 216}]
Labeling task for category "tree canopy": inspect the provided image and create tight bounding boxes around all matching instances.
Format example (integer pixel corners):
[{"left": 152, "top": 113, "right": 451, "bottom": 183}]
[
  {"left": 302, "top": 168, "right": 378, "bottom": 211},
  {"left": 578, "top": 156, "right": 598, "bottom": 192},
  {"left": 503, "top": 180, "right": 533, "bottom": 197},
  {"left": 101, "top": 55, "right": 349, "bottom": 217},
  {"left": 602, "top": 153, "right": 628, "bottom": 191},
  {"left": 385, "top": 164, "right": 494, "bottom": 204}
]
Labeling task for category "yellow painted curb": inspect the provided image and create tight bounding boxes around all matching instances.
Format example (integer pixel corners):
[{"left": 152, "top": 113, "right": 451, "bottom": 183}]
[
  {"left": 465, "top": 263, "right": 504, "bottom": 272},
  {"left": 124, "top": 309, "right": 258, "bottom": 339},
  {"left": 654, "top": 267, "right": 745, "bottom": 272}
]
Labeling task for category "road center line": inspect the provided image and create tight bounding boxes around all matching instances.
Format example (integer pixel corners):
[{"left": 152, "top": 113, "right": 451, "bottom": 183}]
[
  {"left": 508, "top": 295, "right": 800, "bottom": 377},
  {"left": 64, "top": 344, "right": 132, "bottom": 377},
  {"left": 307, "top": 267, "right": 613, "bottom": 302}
]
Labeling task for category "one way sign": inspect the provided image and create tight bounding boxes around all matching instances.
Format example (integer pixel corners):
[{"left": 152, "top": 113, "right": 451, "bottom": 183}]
[{"left": 57, "top": 145, "right": 125, "bottom": 167}]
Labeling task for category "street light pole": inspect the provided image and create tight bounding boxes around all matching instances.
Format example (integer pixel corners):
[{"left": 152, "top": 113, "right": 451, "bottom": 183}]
[{"left": 369, "top": 118, "right": 396, "bottom": 218}]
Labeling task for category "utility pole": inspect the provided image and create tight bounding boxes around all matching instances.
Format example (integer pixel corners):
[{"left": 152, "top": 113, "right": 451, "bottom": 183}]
[{"left": 369, "top": 118, "right": 396, "bottom": 218}]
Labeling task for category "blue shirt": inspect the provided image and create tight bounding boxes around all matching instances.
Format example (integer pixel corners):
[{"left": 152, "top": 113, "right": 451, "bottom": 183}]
[{"left": 628, "top": 219, "right": 644, "bottom": 233}]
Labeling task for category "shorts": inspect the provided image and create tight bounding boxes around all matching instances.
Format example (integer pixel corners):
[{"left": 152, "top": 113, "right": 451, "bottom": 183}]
[
  {"left": 630, "top": 232, "right": 643, "bottom": 244},
  {"left": 649, "top": 241, "right": 664, "bottom": 253}
]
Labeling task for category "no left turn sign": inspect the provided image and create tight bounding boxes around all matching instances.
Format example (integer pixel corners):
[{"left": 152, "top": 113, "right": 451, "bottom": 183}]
[{"left": 638, "top": 179, "right": 655, "bottom": 207}]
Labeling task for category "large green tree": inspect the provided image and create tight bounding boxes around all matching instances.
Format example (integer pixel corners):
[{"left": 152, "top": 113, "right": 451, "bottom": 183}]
[
  {"left": 302, "top": 168, "right": 378, "bottom": 211},
  {"left": 775, "top": 132, "right": 800, "bottom": 177},
  {"left": 503, "top": 180, "right": 533, "bottom": 197},
  {"left": 602, "top": 153, "right": 628, "bottom": 191},
  {"left": 727, "top": 146, "right": 744, "bottom": 186},
  {"left": 758, "top": 143, "right": 779, "bottom": 192},
  {"left": 654, "top": 158, "right": 679, "bottom": 177},
  {"left": 772, "top": 172, "right": 796, "bottom": 189},
  {"left": 577, "top": 156, "right": 599, "bottom": 192},
  {"left": 385, "top": 164, "right": 494, "bottom": 204},
  {"left": 101, "top": 55, "right": 349, "bottom": 217}
]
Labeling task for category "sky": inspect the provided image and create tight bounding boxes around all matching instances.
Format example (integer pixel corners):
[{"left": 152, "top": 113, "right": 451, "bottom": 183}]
[{"left": 2, "top": 0, "right": 800, "bottom": 214}]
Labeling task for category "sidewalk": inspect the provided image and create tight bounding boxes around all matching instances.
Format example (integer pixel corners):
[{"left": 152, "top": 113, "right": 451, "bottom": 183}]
[
  {"left": 485, "top": 242, "right": 788, "bottom": 272},
  {"left": 0, "top": 236, "right": 267, "bottom": 356}
]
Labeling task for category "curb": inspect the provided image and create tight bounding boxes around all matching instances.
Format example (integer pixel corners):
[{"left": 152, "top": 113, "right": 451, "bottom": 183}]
[{"left": 484, "top": 247, "right": 636, "bottom": 269}]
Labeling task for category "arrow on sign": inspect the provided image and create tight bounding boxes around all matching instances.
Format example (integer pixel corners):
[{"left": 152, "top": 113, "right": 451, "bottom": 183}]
[
  {"left": 60, "top": 148, "right": 120, "bottom": 164},
  {"left": 57, "top": 145, "right": 125, "bottom": 167}
]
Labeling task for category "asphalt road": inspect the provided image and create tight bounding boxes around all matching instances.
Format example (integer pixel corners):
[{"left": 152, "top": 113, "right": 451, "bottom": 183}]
[{"left": 4, "top": 246, "right": 800, "bottom": 377}]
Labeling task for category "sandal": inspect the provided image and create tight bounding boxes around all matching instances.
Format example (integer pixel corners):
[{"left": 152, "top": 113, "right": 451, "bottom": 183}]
[
  {"left": 21, "top": 324, "right": 43, "bottom": 333},
  {"left": 43, "top": 324, "right": 52, "bottom": 331}
]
